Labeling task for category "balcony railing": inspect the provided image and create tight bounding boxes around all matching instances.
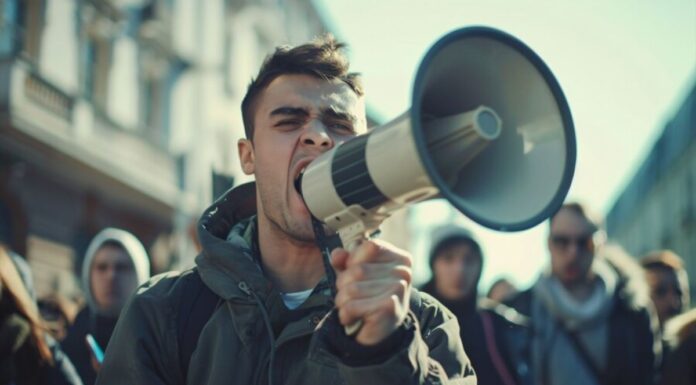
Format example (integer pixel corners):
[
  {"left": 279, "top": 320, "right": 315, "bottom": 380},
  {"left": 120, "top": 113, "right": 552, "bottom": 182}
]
[{"left": 24, "top": 67, "right": 74, "bottom": 122}]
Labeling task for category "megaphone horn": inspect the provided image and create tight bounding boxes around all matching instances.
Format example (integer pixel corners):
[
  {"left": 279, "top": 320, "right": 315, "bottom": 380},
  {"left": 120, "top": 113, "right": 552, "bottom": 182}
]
[
  {"left": 299, "top": 26, "right": 576, "bottom": 334},
  {"left": 301, "top": 26, "right": 576, "bottom": 244}
]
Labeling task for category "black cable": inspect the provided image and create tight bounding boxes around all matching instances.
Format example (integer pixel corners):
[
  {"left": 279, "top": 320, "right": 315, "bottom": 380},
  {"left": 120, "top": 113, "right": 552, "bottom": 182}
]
[{"left": 311, "top": 215, "right": 338, "bottom": 298}]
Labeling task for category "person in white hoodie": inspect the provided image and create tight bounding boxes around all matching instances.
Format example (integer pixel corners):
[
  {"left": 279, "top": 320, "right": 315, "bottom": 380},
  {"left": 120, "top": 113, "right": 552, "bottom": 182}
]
[{"left": 62, "top": 228, "right": 150, "bottom": 385}]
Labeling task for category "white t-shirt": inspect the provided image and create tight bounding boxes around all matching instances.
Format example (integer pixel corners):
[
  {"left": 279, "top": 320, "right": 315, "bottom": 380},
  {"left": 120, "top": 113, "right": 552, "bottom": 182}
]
[{"left": 280, "top": 288, "right": 314, "bottom": 310}]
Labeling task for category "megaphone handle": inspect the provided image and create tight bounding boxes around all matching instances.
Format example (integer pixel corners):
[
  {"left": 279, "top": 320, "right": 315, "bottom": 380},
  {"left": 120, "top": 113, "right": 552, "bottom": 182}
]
[{"left": 342, "top": 236, "right": 366, "bottom": 336}]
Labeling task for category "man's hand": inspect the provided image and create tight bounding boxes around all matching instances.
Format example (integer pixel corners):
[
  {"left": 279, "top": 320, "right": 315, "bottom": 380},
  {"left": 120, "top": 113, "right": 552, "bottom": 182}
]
[{"left": 331, "top": 239, "right": 412, "bottom": 346}]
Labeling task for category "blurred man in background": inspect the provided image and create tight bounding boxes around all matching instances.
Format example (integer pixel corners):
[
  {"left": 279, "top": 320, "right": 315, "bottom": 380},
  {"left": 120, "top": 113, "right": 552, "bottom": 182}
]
[
  {"left": 421, "top": 225, "right": 517, "bottom": 385},
  {"left": 502, "top": 202, "right": 660, "bottom": 385},
  {"left": 640, "top": 250, "right": 690, "bottom": 331},
  {"left": 62, "top": 228, "right": 150, "bottom": 385}
]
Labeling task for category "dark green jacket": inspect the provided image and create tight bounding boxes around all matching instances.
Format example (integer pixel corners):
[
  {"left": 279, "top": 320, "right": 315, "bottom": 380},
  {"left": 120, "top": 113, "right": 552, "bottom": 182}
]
[{"left": 96, "top": 183, "right": 476, "bottom": 385}]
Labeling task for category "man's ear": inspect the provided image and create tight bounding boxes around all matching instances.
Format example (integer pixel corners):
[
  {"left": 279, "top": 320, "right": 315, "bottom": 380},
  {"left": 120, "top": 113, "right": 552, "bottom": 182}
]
[{"left": 238, "top": 139, "right": 255, "bottom": 175}]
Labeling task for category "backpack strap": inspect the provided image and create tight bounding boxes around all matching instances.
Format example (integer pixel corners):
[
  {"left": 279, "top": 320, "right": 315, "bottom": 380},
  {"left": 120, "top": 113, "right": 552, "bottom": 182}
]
[
  {"left": 177, "top": 269, "right": 221, "bottom": 380},
  {"left": 480, "top": 311, "right": 518, "bottom": 385},
  {"left": 561, "top": 324, "right": 608, "bottom": 385}
]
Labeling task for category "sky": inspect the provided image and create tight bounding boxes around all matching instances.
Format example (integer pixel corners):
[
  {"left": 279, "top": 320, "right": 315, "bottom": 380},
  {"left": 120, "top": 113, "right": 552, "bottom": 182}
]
[{"left": 316, "top": 0, "right": 696, "bottom": 289}]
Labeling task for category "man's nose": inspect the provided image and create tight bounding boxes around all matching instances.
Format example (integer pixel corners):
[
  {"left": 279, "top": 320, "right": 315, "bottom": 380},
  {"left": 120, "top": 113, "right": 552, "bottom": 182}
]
[
  {"left": 105, "top": 267, "right": 117, "bottom": 281},
  {"left": 565, "top": 242, "right": 580, "bottom": 258},
  {"left": 300, "top": 120, "right": 333, "bottom": 149}
]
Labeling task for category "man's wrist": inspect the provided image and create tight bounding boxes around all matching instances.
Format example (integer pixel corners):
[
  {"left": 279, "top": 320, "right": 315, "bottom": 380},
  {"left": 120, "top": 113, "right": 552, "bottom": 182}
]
[{"left": 321, "top": 311, "right": 415, "bottom": 366}]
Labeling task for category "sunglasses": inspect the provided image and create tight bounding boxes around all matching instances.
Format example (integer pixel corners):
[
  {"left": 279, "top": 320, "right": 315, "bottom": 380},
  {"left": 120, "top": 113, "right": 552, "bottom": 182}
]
[{"left": 550, "top": 234, "right": 594, "bottom": 251}]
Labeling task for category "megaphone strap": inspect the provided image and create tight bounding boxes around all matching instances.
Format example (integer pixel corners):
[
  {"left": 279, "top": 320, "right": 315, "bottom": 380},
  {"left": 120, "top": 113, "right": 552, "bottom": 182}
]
[{"left": 311, "top": 215, "right": 338, "bottom": 298}]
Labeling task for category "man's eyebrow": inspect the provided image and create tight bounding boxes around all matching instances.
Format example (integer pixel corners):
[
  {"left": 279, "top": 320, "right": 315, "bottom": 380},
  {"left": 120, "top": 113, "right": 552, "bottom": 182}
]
[
  {"left": 321, "top": 107, "right": 357, "bottom": 123},
  {"left": 269, "top": 106, "right": 309, "bottom": 118}
]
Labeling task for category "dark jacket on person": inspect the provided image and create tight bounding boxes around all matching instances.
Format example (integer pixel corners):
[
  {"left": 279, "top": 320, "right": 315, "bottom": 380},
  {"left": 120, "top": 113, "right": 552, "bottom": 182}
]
[
  {"left": 659, "top": 308, "right": 696, "bottom": 385},
  {"left": 61, "top": 308, "right": 117, "bottom": 385},
  {"left": 2, "top": 253, "right": 83, "bottom": 385},
  {"left": 499, "top": 246, "right": 660, "bottom": 385},
  {"left": 95, "top": 182, "right": 476, "bottom": 385},
  {"left": 421, "top": 281, "right": 518, "bottom": 385},
  {"left": 0, "top": 316, "right": 82, "bottom": 385}
]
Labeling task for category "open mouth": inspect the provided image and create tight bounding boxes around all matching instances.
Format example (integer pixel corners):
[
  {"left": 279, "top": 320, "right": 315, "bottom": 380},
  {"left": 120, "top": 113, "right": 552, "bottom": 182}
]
[{"left": 294, "top": 166, "right": 307, "bottom": 195}]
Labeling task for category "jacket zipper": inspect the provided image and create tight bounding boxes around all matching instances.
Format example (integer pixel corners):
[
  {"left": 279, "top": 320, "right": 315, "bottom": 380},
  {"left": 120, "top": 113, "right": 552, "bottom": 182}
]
[{"left": 238, "top": 281, "right": 276, "bottom": 385}]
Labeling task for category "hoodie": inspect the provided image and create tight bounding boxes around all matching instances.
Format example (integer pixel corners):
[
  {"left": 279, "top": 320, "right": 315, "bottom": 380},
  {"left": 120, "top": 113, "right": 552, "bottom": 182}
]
[
  {"left": 63, "top": 228, "right": 150, "bottom": 385},
  {"left": 422, "top": 225, "right": 517, "bottom": 385}
]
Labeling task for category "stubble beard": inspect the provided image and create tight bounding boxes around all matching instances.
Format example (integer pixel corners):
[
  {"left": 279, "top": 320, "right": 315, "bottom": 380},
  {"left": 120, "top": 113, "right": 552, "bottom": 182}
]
[{"left": 258, "top": 183, "right": 316, "bottom": 245}]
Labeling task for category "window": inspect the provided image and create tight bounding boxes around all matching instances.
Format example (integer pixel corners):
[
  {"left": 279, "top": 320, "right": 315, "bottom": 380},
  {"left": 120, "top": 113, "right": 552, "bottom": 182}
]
[
  {"left": 21, "top": 0, "right": 44, "bottom": 63},
  {"left": 142, "top": 76, "right": 163, "bottom": 142},
  {"left": 83, "top": 37, "right": 111, "bottom": 109}
]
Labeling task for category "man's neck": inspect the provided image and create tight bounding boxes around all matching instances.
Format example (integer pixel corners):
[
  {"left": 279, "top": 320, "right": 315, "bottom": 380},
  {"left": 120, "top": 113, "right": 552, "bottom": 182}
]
[{"left": 257, "top": 218, "right": 324, "bottom": 293}]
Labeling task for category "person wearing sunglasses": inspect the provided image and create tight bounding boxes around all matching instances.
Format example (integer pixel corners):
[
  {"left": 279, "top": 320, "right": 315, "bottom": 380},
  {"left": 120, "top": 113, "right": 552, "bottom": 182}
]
[{"left": 498, "top": 202, "right": 660, "bottom": 385}]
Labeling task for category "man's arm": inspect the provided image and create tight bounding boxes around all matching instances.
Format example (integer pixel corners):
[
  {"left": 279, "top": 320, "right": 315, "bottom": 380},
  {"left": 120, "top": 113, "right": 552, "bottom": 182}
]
[
  {"left": 96, "top": 274, "right": 182, "bottom": 385},
  {"left": 317, "top": 240, "right": 476, "bottom": 384},
  {"left": 313, "top": 292, "right": 475, "bottom": 384}
]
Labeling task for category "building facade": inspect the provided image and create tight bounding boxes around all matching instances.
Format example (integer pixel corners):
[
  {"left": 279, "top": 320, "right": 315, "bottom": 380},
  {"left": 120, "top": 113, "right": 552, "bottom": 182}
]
[
  {"left": 606, "top": 84, "right": 696, "bottom": 300},
  {"left": 0, "top": 0, "right": 331, "bottom": 299}
]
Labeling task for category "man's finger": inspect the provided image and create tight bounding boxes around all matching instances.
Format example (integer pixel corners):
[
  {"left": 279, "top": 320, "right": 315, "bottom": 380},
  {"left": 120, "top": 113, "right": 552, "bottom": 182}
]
[
  {"left": 335, "top": 262, "right": 412, "bottom": 290},
  {"left": 337, "top": 293, "right": 403, "bottom": 327},
  {"left": 334, "top": 279, "right": 408, "bottom": 308},
  {"left": 346, "top": 240, "right": 411, "bottom": 267},
  {"left": 330, "top": 248, "right": 349, "bottom": 272}
]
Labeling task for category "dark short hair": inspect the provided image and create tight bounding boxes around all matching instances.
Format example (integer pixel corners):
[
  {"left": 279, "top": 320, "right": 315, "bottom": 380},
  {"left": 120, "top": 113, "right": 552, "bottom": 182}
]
[
  {"left": 640, "top": 250, "right": 685, "bottom": 272},
  {"left": 241, "top": 34, "right": 364, "bottom": 140},
  {"left": 549, "top": 202, "right": 602, "bottom": 232}
]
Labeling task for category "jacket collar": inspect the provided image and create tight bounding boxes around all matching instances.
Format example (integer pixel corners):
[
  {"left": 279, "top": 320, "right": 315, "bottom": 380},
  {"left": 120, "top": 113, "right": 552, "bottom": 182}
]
[
  {"left": 195, "top": 182, "right": 335, "bottom": 309},
  {"left": 196, "top": 182, "right": 271, "bottom": 301}
]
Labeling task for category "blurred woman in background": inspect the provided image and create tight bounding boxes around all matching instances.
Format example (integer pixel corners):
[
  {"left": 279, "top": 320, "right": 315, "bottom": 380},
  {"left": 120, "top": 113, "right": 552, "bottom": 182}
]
[{"left": 0, "top": 247, "right": 81, "bottom": 385}]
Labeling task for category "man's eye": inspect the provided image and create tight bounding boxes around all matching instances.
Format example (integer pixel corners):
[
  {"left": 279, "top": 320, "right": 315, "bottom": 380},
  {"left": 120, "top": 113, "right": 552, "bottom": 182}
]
[
  {"left": 329, "top": 122, "right": 354, "bottom": 133},
  {"left": 115, "top": 263, "right": 134, "bottom": 273},
  {"left": 95, "top": 264, "right": 108, "bottom": 272},
  {"left": 277, "top": 120, "right": 302, "bottom": 128}
]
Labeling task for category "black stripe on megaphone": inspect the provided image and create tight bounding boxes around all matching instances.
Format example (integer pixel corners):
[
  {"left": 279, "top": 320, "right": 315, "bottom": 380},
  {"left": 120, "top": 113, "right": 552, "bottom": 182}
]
[{"left": 331, "top": 135, "right": 390, "bottom": 210}]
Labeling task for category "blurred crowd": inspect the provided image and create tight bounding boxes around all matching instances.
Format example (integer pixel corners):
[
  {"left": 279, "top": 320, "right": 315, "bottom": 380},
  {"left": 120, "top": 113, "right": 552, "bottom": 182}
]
[
  {"left": 1, "top": 201, "right": 694, "bottom": 385},
  {"left": 421, "top": 202, "right": 694, "bottom": 385}
]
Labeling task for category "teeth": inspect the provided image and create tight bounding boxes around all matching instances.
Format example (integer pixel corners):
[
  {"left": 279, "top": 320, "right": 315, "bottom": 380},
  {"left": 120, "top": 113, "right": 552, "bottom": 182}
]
[
  {"left": 294, "top": 167, "right": 304, "bottom": 193},
  {"left": 297, "top": 166, "right": 307, "bottom": 180}
]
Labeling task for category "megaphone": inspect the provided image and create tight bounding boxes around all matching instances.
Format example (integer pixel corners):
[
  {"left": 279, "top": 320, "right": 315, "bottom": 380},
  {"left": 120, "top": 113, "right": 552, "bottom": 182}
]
[{"left": 300, "top": 26, "right": 576, "bottom": 250}]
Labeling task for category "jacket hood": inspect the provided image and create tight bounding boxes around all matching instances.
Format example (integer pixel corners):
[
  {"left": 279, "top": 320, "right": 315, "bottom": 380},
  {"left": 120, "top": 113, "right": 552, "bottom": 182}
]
[
  {"left": 195, "top": 182, "right": 272, "bottom": 301},
  {"left": 597, "top": 243, "right": 651, "bottom": 310},
  {"left": 426, "top": 224, "right": 483, "bottom": 300},
  {"left": 427, "top": 225, "right": 480, "bottom": 266},
  {"left": 81, "top": 228, "right": 151, "bottom": 312}
]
